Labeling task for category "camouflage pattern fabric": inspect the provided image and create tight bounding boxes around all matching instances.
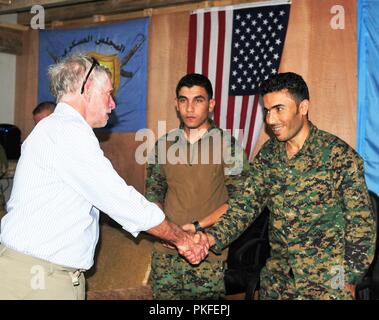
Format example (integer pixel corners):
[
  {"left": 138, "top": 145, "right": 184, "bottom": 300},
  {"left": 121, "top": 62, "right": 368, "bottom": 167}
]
[
  {"left": 207, "top": 123, "right": 376, "bottom": 300},
  {"left": 145, "top": 147, "right": 167, "bottom": 205},
  {"left": 149, "top": 251, "right": 226, "bottom": 300}
]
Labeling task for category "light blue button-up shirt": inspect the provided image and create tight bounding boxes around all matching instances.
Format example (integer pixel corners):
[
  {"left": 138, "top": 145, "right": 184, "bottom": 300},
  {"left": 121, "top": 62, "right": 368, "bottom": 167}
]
[{"left": 0, "top": 103, "right": 164, "bottom": 269}]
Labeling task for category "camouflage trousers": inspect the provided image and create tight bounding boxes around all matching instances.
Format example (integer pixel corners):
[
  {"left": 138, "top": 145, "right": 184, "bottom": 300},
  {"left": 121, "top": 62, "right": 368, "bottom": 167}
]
[
  {"left": 149, "top": 251, "right": 226, "bottom": 300},
  {"left": 259, "top": 265, "right": 354, "bottom": 300}
]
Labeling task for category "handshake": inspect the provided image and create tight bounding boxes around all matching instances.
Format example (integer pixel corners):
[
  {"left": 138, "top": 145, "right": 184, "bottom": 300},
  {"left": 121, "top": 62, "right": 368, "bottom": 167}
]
[
  {"left": 174, "top": 229, "right": 211, "bottom": 265},
  {"left": 148, "top": 203, "right": 228, "bottom": 265},
  {"left": 149, "top": 218, "right": 214, "bottom": 265}
]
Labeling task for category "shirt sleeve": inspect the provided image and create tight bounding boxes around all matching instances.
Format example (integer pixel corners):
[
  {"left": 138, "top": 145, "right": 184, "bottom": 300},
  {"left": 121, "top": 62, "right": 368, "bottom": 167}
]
[
  {"left": 333, "top": 144, "right": 376, "bottom": 284},
  {"left": 223, "top": 133, "right": 250, "bottom": 202},
  {"left": 54, "top": 122, "right": 165, "bottom": 237},
  {"left": 207, "top": 148, "right": 269, "bottom": 254},
  {"left": 145, "top": 141, "right": 168, "bottom": 205}
]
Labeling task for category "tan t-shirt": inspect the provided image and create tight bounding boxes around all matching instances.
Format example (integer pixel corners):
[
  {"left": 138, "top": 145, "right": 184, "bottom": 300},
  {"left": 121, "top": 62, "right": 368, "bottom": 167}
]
[{"left": 152, "top": 126, "right": 235, "bottom": 261}]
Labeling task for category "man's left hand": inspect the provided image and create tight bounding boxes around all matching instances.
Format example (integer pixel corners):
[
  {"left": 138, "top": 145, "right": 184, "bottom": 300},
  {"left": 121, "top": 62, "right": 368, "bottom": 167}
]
[{"left": 177, "top": 231, "right": 209, "bottom": 264}]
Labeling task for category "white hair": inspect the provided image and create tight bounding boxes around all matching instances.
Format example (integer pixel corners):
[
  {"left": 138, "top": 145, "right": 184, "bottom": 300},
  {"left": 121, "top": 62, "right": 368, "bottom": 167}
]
[{"left": 48, "top": 53, "right": 111, "bottom": 101}]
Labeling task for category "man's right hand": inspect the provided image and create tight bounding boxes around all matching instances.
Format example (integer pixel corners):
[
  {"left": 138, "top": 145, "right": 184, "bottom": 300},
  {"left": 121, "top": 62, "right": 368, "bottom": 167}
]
[
  {"left": 176, "top": 231, "right": 210, "bottom": 264},
  {"left": 178, "top": 231, "right": 210, "bottom": 264},
  {"left": 147, "top": 218, "right": 210, "bottom": 264}
]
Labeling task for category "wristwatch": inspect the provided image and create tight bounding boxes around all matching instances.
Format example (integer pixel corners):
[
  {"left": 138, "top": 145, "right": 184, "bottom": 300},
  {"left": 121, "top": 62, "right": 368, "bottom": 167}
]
[{"left": 192, "top": 220, "right": 204, "bottom": 233}]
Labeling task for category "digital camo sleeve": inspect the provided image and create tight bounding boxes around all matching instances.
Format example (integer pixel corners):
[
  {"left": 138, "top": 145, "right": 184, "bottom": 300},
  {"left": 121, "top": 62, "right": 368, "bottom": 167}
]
[
  {"left": 145, "top": 142, "right": 167, "bottom": 205},
  {"left": 208, "top": 147, "right": 269, "bottom": 254},
  {"left": 335, "top": 145, "right": 376, "bottom": 284},
  {"left": 223, "top": 134, "right": 250, "bottom": 205}
]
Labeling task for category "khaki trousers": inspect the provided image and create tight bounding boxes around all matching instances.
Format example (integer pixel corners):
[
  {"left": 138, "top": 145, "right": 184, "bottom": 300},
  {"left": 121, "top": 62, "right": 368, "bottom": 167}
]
[{"left": 0, "top": 244, "right": 85, "bottom": 300}]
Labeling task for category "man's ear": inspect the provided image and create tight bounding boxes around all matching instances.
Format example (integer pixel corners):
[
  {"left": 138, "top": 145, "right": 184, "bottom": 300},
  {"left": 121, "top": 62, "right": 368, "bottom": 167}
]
[
  {"left": 174, "top": 98, "right": 179, "bottom": 112},
  {"left": 82, "top": 78, "right": 94, "bottom": 97},
  {"left": 174, "top": 98, "right": 180, "bottom": 118},
  {"left": 299, "top": 99, "right": 309, "bottom": 116},
  {"left": 208, "top": 99, "right": 216, "bottom": 113}
]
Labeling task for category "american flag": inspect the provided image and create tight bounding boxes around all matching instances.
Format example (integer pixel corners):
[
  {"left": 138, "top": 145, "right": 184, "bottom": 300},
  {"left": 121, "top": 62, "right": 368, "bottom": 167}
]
[{"left": 187, "top": 1, "right": 291, "bottom": 159}]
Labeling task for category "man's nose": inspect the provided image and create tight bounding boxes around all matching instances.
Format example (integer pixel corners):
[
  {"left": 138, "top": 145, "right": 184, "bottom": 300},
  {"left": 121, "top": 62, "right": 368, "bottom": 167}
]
[
  {"left": 110, "top": 95, "right": 116, "bottom": 110},
  {"left": 186, "top": 101, "right": 195, "bottom": 112},
  {"left": 265, "top": 111, "right": 275, "bottom": 124}
]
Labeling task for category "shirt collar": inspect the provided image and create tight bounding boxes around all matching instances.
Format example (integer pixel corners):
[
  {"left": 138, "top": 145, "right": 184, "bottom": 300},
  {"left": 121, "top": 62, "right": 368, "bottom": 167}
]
[
  {"left": 276, "top": 121, "right": 318, "bottom": 160},
  {"left": 297, "top": 121, "right": 317, "bottom": 156},
  {"left": 178, "top": 118, "right": 217, "bottom": 130},
  {"left": 55, "top": 102, "right": 92, "bottom": 129},
  {"left": 176, "top": 118, "right": 218, "bottom": 144}
]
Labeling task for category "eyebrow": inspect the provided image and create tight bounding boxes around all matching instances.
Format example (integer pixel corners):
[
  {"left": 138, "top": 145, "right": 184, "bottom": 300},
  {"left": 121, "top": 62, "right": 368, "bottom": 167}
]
[
  {"left": 178, "top": 95, "right": 206, "bottom": 100},
  {"left": 264, "top": 103, "right": 285, "bottom": 110}
]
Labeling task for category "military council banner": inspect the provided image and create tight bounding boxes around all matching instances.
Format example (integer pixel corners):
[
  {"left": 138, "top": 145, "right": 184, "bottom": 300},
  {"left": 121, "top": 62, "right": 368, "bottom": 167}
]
[{"left": 38, "top": 18, "right": 149, "bottom": 132}]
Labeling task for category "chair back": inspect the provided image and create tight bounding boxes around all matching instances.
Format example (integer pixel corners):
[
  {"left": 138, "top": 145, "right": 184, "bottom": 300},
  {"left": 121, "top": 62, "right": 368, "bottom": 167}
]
[{"left": 224, "top": 208, "right": 270, "bottom": 297}]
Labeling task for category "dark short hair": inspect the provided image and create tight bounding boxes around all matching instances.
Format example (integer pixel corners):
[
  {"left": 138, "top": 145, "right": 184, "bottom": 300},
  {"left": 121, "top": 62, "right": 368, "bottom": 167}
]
[
  {"left": 32, "top": 101, "right": 56, "bottom": 115},
  {"left": 176, "top": 73, "right": 213, "bottom": 99},
  {"left": 259, "top": 72, "right": 309, "bottom": 105}
]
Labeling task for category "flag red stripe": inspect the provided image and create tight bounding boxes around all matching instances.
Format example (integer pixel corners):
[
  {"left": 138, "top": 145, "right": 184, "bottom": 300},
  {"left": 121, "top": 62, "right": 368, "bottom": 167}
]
[
  {"left": 214, "top": 11, "right": 225, "bottom": 127},
  {"left": 245, "top": 95, "right": 260, "bottom": 157},
  {"left": 239, "top": 95, "right": 249, "bottom": 132},
  {"left": 226, "top": 95, "right": 235, "bottom": 130},
  {"left": 201, "top": 12, "right": 211, "bottom": 77},
  {"left": 187, "top": 14, "right": 197, "bottom": 74}
]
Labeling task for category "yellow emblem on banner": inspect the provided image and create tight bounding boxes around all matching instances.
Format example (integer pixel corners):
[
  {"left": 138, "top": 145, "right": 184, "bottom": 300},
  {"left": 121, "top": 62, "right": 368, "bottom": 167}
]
[{"left": 87, "top": 51, "right": 121, "bottom": 96}]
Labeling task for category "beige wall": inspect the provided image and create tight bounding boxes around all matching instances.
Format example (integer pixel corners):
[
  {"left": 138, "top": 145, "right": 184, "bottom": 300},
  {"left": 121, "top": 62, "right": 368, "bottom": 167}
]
[
  {"left": 14, "top": 29, "right": 38, "bottom": 140},
  {"left": 0, "top": 14, "right": 17, "bottom": 124},
  {"left": 13, "top": 0, "right": 357, "bottom": 291},
  {"left": 147, "top": 11, "right": 190, "bottom": 137},
  {"left": 0, "top": 52, "right": 16, "bottom": 124}
]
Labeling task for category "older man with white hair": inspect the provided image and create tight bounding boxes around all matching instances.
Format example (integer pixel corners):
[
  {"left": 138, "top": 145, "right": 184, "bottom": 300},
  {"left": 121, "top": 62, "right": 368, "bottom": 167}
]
[{"left": 0, "top": 54, "right": 209, "bottom": 300}]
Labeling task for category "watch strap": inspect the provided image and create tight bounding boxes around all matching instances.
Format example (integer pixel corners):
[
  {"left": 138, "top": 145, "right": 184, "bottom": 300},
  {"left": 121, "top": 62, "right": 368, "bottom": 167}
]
[{"left": 192, "top": 220, "right": 203, "bottom": 232}]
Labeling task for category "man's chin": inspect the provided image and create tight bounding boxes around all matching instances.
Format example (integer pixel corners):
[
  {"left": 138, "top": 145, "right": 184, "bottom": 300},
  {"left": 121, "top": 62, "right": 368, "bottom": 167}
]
[
  {"left": 93, "top": 121, "right": 108, "bottom": 129},
  {"left": 183, "top": 119, "right": 208, "bottom": 130},
  {"left": 183, "top": 123, "right": 200, "bottom": 129},
  {"left": 275, "top": 137, "right": 288, "bottom": 142}
]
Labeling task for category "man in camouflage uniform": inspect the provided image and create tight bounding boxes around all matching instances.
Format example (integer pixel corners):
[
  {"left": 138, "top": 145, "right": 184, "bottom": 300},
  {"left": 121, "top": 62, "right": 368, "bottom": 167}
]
[
  {"left": 206, "top": 72, "right": 376, "bottom": 300},
  {"left": 145, "top": 73, "right": 248, "bottom": 299}
]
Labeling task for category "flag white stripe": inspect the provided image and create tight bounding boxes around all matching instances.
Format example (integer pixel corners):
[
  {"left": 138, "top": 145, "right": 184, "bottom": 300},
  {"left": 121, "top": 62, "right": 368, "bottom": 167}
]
[
  {"left": 233, "top": 95, "right": 243, "bottom": 134},
  {"left": 219, "top": 9, "right": 233, "bottom": 129},
  {"left": 207, "top": 11, "right": 219, "bottom": 89}
]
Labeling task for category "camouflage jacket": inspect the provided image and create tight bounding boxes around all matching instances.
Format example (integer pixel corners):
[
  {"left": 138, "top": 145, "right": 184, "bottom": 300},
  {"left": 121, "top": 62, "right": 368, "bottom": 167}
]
[{"left": 207, "top": 123, "right": 376, "bottom": 289}]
